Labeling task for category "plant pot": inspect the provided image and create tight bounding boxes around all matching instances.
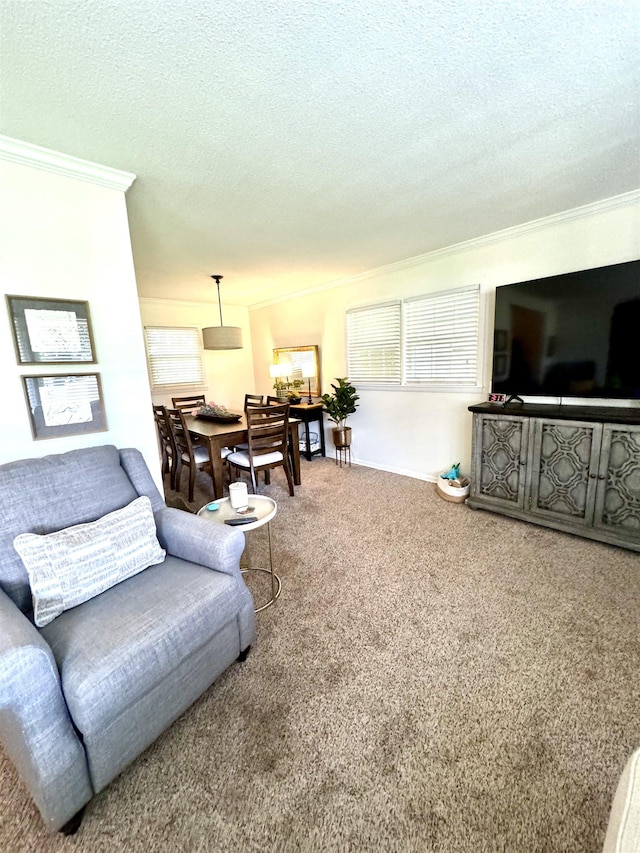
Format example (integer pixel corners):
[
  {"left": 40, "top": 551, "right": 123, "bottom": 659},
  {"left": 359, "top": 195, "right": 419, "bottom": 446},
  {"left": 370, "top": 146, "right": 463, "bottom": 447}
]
[
  {"left": 276, "top": 389, "right": 288, "bottom": 401},
  {"left": 332, "top": 426, "right": 352, "bottom": 448}
]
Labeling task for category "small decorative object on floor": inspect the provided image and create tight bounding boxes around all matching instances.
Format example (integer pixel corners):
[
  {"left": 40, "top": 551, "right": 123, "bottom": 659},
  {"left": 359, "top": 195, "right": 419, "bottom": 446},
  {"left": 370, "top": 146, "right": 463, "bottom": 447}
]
[
  {"left": 437, "top": 463, "right": 470, "bottom": 503},
  {"left": 440, "top": 462, "right": 461, "bottom": 481}
]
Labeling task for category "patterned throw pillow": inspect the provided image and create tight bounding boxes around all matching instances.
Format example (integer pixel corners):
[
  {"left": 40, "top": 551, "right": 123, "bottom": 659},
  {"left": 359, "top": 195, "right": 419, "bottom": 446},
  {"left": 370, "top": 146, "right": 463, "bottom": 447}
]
[{"left": 13, "top": 496, "right": 166, "bottom": 627}]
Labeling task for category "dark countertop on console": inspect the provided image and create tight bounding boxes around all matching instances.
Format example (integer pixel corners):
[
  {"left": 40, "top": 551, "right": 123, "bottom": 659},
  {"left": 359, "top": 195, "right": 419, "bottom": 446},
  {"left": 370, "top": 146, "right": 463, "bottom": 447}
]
[{"left": 468, "top": 401, "right": 640, "bottom": 425}]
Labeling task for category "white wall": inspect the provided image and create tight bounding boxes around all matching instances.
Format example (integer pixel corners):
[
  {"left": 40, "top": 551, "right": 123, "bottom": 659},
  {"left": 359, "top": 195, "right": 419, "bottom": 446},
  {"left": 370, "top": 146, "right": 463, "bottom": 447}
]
[
  {"left": 0, "top": 156, "right": 160, "bottom": 483},
  {"left": 250, "top": 195, "right": 640, "bottom": 481},
  {"left": 138, "top": 297, "right": 255, "bottom": 412}
]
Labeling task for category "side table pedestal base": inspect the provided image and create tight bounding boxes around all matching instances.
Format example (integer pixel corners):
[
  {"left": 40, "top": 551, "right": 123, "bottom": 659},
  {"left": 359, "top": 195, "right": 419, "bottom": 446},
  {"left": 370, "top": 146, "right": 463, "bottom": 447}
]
[{"left": 240, "top": 568, "right": 282, "bottom": 612}]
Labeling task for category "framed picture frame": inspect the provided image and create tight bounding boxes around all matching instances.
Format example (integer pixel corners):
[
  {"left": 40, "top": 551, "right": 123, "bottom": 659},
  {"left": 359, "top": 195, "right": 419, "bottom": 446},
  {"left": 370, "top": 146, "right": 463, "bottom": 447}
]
[
  {"left": 22, "top": 373, "right": 107, "bottom": 440},
  {"left": 6, "top": 295, "right": 96, "bottom": 364},
  {"left": 273, "top": 345, "right": 321, "bottom": 397}
]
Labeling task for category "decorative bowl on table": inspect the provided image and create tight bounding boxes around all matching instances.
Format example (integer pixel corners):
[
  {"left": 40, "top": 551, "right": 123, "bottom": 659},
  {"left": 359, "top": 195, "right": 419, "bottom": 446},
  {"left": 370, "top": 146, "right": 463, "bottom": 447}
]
[{"left": 194, "top": 403, "right": 241, "bottom": 424}]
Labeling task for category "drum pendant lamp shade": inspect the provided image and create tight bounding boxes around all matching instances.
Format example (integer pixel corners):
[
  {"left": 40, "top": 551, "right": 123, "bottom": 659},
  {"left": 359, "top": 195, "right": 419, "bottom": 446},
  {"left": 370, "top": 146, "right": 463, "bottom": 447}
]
[
  {"left": 202, "top": 275, "right": 243, "bottom": 350},
  {"left": 202, "top": 325, "right": 242, "bottom": 349}
]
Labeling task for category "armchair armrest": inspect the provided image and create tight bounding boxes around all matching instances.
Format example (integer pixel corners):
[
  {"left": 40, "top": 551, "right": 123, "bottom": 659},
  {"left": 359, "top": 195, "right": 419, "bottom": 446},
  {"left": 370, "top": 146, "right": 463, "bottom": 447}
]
[
  {"left": 154, "top": 507, "right": 245, "bottom": 579},
  {"left": 0, "top": 589, "right": 92, "bottom": 832}
]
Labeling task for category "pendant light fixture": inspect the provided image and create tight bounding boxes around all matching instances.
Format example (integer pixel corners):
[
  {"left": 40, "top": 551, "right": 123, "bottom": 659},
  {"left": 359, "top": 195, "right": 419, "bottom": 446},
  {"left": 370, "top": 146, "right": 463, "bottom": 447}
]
[{"left": 202, "top": 275, "right": 243, "bottom": 350}]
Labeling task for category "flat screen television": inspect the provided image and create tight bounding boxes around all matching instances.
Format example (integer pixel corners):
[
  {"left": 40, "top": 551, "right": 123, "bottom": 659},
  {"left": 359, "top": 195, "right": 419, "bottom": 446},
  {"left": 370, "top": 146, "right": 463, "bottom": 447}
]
[{"left": 492, "top": 259, "right": 640, "bottom": 401}]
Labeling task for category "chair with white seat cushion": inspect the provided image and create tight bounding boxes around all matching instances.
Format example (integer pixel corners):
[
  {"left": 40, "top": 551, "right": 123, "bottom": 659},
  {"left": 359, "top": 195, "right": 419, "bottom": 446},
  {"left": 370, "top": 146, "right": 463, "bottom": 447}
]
[
  {"left": 167, "top": 407, "right": 226, "bottom": 501},
  {"left": 234, "top": 394, "right": 266, "bottom": 453},
  {"left": 227, "top": 402, "right": 294, "bottom": 496},
  {"left": 152, "top": 404, "right": 177, "bottom": 488},
  {"left": 171, "top": 394, "right": 206, "bottom": 413}
]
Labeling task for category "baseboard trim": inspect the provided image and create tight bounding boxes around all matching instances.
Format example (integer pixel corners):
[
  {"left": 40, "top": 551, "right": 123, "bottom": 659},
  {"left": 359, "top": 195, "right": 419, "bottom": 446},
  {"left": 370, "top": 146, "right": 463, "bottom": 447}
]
[{"left": 326, "top": 450, "right": 437, "bottom": 483}]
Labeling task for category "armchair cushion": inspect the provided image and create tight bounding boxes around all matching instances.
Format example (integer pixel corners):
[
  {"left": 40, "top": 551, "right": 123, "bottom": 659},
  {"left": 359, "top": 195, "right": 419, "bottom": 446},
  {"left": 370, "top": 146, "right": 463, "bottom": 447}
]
[
  {"left": 40, "top": 556, "right": 240, "bottom": 735},
  {"left": 13, "top": 496, "right": 165, "bottom": 627}
]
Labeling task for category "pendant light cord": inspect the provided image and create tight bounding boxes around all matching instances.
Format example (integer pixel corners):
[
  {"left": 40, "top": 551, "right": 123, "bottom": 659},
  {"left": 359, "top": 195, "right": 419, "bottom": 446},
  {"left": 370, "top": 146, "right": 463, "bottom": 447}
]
[{"left": 211, "top": 275, "right": 224, "bottom": 326}]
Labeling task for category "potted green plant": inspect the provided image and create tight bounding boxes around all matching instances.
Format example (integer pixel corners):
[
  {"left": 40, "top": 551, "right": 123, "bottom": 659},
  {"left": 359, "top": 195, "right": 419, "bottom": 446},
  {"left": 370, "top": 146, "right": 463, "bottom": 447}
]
[{"left": 321, "top": 377, "right": 359, "bottom": 448}]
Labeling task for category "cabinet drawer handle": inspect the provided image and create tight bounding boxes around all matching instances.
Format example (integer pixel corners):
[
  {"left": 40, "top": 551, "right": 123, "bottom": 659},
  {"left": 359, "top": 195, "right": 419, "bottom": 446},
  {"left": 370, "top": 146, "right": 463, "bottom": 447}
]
[
  {"left": 589, "top": 473, "right": 596, "bottom": 478},
  {"left": 598, "top": 474, "right": 606, "bottom": 480}
]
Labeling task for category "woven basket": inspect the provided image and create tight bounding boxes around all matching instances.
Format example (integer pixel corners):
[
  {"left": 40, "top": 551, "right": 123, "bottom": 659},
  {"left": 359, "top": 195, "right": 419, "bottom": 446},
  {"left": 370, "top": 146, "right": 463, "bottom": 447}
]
[{"left": 436, "top": 475, "right": 470, "bottom": 503}]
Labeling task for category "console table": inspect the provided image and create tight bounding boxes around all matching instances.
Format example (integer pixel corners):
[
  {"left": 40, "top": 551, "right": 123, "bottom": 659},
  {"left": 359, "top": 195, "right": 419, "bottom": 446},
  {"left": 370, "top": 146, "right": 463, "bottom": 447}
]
[
  {"left": 289, "top": 402, "right": 326, "bottom": 461},
  {"left": 467, "top": 402, "right": 640, "bottom": 552}
]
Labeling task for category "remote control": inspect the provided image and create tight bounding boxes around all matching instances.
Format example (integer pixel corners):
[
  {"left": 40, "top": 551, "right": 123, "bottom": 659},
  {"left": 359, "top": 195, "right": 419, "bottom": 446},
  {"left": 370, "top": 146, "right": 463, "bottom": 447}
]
[{"left": 224, "top": 517, "right": 258, "bottom": 525}]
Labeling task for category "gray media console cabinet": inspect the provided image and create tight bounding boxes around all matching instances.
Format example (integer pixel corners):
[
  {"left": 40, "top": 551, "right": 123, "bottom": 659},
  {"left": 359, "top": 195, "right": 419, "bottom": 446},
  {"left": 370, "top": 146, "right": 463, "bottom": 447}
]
[{"left": 467, "top": 402, "right": 640, "bottom": 552}]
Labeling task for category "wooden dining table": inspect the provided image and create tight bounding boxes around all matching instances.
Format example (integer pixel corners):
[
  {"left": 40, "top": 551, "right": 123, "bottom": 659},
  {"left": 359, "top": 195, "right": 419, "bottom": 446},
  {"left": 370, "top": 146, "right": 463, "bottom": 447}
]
[{"left": 184, "top": 413, "right": 302, "bottom": 500}]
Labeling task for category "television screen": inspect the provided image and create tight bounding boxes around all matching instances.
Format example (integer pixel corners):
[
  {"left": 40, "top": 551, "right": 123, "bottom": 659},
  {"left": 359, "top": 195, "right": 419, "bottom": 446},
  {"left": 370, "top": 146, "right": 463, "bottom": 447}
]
[{"left": 492, "top": 260, "right": 640, "bottom": 400}]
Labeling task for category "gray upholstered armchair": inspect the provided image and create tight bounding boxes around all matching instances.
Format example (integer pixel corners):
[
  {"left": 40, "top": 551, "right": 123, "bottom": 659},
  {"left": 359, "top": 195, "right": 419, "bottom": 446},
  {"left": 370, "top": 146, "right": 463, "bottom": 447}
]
[{"left": 0, "top": 445, "right": 255, "bottom": 833}]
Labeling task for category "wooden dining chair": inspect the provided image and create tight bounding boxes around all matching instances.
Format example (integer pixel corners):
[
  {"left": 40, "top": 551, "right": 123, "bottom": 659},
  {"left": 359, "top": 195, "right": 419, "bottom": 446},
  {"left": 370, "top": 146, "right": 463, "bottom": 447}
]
[
  {"left": 171, "top": 394, "right": 206, "bottom": 414},
  {"left": 226, "top": 403, "right": 294, "bottom": 496},
  {"left": 244, "top": 394, "right": 264, "bottom": 409},
  {"left": 267, "top": 396, "right": 297, "bottom": 471},
  {"left": 171, "top": 394, "right": 208, "bottom": 446},
  {"left": 235, "top": 395, "right": 266, "bottom": 454},
  {"left": 166, "top": 407, "right": 214, "bottom": 502},
  {"left": 152, "top": 404, "right": 177, "bottom": 488}
]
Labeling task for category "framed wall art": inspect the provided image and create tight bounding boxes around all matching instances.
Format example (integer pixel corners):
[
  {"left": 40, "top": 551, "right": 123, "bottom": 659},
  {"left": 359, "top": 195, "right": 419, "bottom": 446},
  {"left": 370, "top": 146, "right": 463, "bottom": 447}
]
[
  {"left": 6, "top": 295, "right": 96, "bottom": 364},
  {"left": 22, "top": 373, "right": 107, "bottom": 440}
]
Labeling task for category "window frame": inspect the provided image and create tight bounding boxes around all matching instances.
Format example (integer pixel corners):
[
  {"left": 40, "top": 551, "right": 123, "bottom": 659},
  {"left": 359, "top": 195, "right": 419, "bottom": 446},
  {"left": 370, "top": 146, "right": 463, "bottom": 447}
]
[
  {"left": 144, "top": 325, "right": 206, "bottom": 391},
  {"left": 346, "top": 285, "right": 482, "bottom": 392}
]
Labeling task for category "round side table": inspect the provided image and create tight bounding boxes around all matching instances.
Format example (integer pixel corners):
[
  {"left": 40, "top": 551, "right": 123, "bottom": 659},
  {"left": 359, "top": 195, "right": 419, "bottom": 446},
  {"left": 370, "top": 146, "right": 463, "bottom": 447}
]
[{"left": 197, "top": 495, "right": 280, "bottom": 612}]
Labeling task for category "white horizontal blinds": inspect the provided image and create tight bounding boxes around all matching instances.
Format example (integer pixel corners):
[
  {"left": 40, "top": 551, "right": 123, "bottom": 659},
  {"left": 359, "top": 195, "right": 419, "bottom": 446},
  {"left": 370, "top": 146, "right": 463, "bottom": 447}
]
[
  {"left": 144, "top": 326, "right": 205, "bottom": 388},
  {"left": 404, "top": 286, "right": 480, "bottom": 385},
  {"left": 347, "top": 301, "right": 402, "bottom": 384}
]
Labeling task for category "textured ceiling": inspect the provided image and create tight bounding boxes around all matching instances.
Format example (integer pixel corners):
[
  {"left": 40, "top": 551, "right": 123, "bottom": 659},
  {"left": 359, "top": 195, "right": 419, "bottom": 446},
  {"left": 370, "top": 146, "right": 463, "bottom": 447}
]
[{"left": 1, "top": 0, "right": 639, "bottom": 307}]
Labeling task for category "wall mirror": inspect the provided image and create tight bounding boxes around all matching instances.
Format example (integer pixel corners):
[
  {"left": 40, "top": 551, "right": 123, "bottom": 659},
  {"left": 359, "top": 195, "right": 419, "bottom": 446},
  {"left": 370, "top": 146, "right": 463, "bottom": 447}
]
[{"left": 273, "top": 345, "right": 321, "bottom": 398}]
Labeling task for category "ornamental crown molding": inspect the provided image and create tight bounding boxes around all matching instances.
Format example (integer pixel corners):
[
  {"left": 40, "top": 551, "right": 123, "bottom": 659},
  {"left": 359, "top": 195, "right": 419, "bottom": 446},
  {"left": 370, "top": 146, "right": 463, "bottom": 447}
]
[
  {"left": 250, "top": 188, "right": 640, "bottom": 310},
  {"left": 0, "top": 135, "right": 135, "bottom": 191}
]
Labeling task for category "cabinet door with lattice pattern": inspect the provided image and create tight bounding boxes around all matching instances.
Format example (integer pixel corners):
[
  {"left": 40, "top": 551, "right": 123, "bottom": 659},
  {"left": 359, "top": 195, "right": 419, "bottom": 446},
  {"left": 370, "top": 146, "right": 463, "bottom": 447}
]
[
  {"left": 528, "top": 419, "right": 602, "bottom": 526},
  {"left": 472, "top": 414, "right": 529, "bottom": 509},
  {"left": 593, "top": 424, "right": 640, "bottom": 543}
]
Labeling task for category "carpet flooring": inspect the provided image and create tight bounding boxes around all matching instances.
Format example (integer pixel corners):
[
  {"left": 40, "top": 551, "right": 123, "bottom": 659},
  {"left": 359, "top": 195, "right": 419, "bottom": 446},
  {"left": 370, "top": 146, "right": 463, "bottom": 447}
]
[{"left": 1, "top": 458, "right": 639, "bottom": 852}]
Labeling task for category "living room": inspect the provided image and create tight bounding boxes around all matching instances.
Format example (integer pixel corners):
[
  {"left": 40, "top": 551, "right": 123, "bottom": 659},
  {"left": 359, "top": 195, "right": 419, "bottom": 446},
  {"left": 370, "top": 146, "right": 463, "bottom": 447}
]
[{"left": 1, "top": 2, "right": 639, "bottom": 850}]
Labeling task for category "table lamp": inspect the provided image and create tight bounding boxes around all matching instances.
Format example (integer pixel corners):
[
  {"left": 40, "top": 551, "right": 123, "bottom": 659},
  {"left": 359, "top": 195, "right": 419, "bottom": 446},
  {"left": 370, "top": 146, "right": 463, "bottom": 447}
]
[{"left": 302, "top": 364, "right": 315, "bottom": 404}]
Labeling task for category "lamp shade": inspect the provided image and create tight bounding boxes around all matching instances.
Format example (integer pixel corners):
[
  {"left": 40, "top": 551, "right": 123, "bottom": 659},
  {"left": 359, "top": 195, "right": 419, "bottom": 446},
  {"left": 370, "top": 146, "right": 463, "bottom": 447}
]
[
  {"left": 202, "top": 325, "right": 243, "bottom": 350},
  {"left": 302, "top": 363, "right": 316, "bottom": 379},
  {"left": 202, "top": 274, "right": 243, "bottom": 350}
]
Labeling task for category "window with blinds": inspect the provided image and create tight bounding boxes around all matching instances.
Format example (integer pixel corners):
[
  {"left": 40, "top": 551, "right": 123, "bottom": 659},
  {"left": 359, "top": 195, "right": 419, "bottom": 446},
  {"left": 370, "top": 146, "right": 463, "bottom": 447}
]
[
  {"left": 346, "top": 286, "right": 480, "bottom": 388},
  {"left": 347, "top": 301, "right": 402, "bottom": 384},
  {"left": 144, "top": 326, "right": 205, "bottom": 389},
  {"left": 404, "top": 287, "right": 480, "bottom": 386}
]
